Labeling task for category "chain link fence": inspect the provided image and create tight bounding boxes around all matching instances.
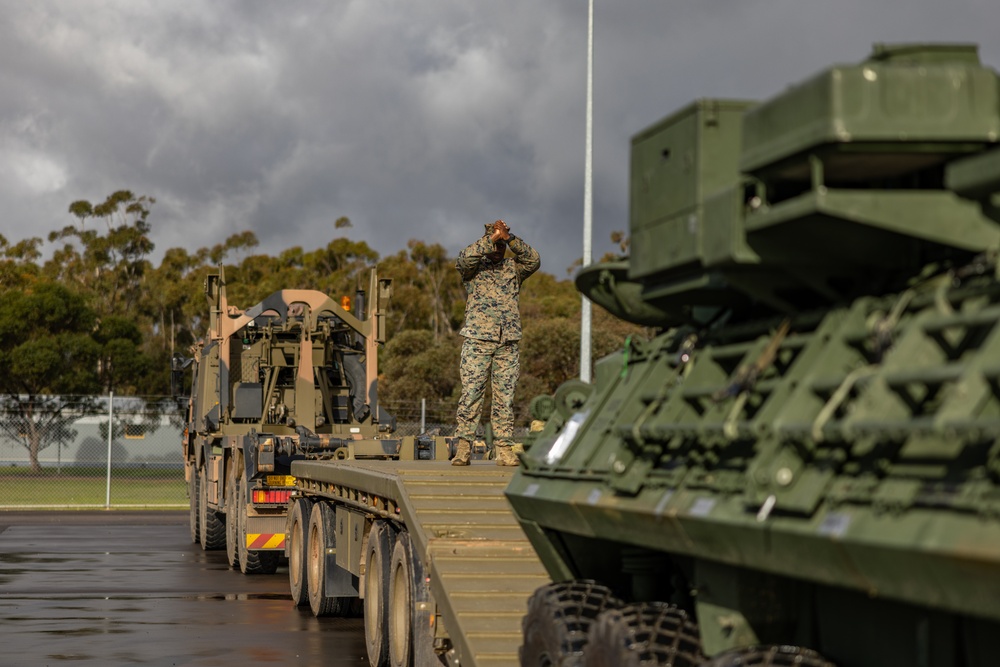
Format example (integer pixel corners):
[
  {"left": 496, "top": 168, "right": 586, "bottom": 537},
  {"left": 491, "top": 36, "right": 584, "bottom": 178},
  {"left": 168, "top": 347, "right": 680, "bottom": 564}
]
[
  {"left": 0, "top": 395, "right": 524, "bottom": 509},
  {"left": 0, "top": 395, "right": 187, "bottom": 510}
]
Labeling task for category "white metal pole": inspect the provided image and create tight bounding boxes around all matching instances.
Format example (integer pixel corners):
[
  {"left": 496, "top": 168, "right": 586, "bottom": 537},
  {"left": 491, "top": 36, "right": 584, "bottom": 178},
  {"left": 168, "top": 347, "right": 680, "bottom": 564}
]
[
  {"left": 580, "top": 0, "right": 595, "bottom": 383},
  {"left": 105, "top": 391, "right": 113, "bottom": 509},
  {"left": 420, "top": 398, "right": 426, "bottom": 434}
]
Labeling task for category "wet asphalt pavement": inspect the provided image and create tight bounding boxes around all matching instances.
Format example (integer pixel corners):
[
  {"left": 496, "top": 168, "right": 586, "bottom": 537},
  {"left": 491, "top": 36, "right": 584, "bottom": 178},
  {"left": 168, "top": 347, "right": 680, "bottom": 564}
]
[{"left": 0, "top": 511, "right": 366, "bottom": 666}]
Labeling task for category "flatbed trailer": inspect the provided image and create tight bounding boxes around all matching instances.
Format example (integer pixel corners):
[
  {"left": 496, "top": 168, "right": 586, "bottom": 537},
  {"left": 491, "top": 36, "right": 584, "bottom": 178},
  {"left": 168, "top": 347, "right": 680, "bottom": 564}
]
[{"left": 287, "top": 455, "right": 551, "bottom": 667}]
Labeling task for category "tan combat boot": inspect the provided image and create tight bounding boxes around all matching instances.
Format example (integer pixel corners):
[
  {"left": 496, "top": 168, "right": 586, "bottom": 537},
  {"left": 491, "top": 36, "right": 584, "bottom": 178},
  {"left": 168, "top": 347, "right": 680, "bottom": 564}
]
[
  {"left": 451, "top": 438, "right": 471, "bottom": 466},
  {"left": 495, "top": 445, "right": 518, "bottom": 467}
]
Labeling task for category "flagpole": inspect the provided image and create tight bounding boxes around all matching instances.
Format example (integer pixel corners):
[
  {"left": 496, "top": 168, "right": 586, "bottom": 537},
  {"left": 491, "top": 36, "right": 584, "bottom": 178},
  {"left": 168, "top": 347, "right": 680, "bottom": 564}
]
[{"left": 580, "top": 0, "right": 594, "bottom": 383}]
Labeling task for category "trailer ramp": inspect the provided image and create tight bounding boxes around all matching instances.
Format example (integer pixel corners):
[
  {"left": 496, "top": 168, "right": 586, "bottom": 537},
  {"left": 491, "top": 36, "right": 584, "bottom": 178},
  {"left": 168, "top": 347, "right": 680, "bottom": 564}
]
[{"left": 293, "top": 459, "right": 551, "bottom": 667}]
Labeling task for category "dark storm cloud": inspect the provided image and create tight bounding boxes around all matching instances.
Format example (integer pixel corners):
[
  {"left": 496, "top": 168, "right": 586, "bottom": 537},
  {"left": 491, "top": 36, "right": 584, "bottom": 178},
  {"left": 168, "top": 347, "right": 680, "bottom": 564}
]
[{"left": 1, "top": 0, "right": 999, "bottom": 278}]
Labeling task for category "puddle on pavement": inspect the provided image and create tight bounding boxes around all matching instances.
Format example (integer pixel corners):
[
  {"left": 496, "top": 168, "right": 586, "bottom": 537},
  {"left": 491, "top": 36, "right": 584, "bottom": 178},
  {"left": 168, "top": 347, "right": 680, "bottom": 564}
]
[
  {"left": 42, "top": 626, "right": 129, "bottom": 637},
  {"left": 196, "top": 592, "right": 293, "bottom": 601},
  {"left": 0, "top": 553, "right": 76, "bottom": 565},
  {"left": 46, "top": 654, "right": 95, "bottom": 661},
  {"left": 1, "top": 593, "right": 292, "bottom": 605}
]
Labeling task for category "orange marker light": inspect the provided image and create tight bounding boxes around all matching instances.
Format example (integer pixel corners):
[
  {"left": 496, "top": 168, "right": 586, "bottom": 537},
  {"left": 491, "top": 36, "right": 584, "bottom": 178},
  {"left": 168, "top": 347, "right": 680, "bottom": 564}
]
[{"left": 341, "top": 296, "right": 351, "bottom": 310}]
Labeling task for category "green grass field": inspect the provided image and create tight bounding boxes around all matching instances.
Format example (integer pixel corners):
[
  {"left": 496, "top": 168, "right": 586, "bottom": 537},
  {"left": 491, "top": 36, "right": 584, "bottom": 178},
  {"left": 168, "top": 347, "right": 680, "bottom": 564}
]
[{"left": 0, "top": 467, "right": 188, "bottom": 508}]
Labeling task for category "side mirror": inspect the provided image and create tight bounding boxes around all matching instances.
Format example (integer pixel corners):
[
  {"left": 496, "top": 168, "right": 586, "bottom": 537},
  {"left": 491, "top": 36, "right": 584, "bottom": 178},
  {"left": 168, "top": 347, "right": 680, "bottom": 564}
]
[{"left": 170, "top": 353, "right": 194, "bottom": 398}]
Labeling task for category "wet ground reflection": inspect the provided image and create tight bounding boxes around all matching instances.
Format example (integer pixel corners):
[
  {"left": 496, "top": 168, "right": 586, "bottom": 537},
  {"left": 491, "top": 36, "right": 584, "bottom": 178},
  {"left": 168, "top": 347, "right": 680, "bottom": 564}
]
[{"left": 0, "top": 511, "right": 366, "bottom": 666}]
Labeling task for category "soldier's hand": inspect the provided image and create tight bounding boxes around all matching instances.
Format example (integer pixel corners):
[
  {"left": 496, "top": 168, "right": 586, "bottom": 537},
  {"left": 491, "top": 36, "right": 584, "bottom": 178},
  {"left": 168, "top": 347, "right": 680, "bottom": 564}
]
[{"left": 492, "top": 220, "right": 511, "bottom": 242}]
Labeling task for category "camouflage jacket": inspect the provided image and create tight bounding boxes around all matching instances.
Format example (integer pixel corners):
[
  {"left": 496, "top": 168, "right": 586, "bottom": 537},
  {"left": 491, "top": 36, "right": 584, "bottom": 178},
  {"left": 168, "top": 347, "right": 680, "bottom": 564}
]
[{"left": 456, "top": 234, "right": 541, "bottom": 343}]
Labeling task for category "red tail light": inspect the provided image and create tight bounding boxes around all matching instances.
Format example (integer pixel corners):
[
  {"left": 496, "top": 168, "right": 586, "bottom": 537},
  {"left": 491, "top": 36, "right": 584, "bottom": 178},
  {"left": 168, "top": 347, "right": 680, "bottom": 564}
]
[{"left": 252, "top": 490, "right": 292, "bottom": 504}]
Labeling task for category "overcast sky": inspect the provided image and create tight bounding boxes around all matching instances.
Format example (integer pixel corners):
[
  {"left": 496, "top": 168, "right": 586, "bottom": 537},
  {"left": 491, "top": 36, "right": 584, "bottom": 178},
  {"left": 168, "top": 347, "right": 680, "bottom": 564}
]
[{"left": 2, "top": 1, "right": 998, "bottom": 279}]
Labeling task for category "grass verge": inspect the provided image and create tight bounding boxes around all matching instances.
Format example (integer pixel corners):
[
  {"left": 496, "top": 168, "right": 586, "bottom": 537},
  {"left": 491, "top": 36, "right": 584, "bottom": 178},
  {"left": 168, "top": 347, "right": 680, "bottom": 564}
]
[{"left": 0, "top": 467, "right": 187, "bottom": 507}]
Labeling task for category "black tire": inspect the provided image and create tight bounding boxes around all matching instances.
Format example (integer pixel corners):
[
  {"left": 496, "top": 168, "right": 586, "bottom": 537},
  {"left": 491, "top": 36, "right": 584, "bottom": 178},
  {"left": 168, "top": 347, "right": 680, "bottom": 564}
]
[
  {"left": 188, "top": 465, "right": 200, "bottom": 545},
  {"left": 701, "top": 645, "right": 837, "bottom": 667},
  {"left": 364, "top": 520, "right": 393, "bottom": 667},
  {"left": 387, "top": 531, "right": 414, "bottom": 667},
  {"left": 224, "top": 470, "right": 238, "bottom": 568},
  {"left": 288, "top": 497, "right": 314, "bottom": 607},
  {"left": 199, "top": 467, "right": 226, "bottom": 550},
  {"left": 582, "top": 608, "right": 631, "bottom": 667},
  {"left": 307, "top": 502, "right": 352, "bottom": 617},
  {"left": 520, "top": 580, "right": 622, "bottom": 667},
  {"left": 584, "top": 602, "right": 703, "bottom": 667},
  {"left": 236, "top": 475, "right": 280, "bottom": 575}
]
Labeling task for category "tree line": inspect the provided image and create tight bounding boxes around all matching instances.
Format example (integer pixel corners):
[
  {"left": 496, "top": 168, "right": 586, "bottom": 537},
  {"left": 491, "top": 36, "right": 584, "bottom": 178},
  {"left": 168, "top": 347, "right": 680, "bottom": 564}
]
[{"left": 0, "top": 190, "right": 645, "bottom": 467}]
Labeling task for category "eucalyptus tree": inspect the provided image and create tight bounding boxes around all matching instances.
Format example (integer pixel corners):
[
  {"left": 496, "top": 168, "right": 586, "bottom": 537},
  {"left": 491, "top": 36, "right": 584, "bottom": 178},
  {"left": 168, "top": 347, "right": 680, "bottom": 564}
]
[
  {"left": 405, "top": 239, "right": 464, "bottom": 339},
  {"left": 0, "top": 235, "right": 42, "bottom": 290},
  {"left": 48, "top": 190, "right": 156, "bottom": 319}
]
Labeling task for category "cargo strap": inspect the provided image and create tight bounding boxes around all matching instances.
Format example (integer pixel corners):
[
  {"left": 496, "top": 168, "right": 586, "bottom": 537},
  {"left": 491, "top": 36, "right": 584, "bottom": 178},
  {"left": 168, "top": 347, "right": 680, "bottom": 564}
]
[
  {"left": 869, "top": 288, "right": 914, "bottom": 361},
  {"left": 811, "top": 365, "right": 878, "bottom": 443},
  {"left": 717, "top": 319, "right": 791, "bottom": 440},
  {"left": 621, "top": 336, "right": 632, "bottom": 378},
  {"left": 714, "top": 319, "right": 791, "bottom": 403}
]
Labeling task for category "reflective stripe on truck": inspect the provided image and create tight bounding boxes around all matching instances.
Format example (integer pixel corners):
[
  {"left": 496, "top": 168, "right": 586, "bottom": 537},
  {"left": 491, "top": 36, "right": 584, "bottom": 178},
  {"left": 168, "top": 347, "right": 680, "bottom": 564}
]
[{"left": 246, "top": 533, "right": 285, "bottom": 550}]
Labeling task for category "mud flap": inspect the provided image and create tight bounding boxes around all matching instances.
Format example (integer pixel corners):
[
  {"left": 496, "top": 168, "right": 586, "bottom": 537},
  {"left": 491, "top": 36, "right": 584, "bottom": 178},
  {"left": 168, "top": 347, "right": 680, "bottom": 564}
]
[{"left": 325, "top": 554, "right": 360, "bottom": 597}]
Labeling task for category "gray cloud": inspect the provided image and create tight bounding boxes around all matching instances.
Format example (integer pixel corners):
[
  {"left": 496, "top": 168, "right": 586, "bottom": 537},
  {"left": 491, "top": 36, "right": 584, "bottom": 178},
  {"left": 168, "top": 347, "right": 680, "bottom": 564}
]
[{"left": 1, "top": 0, "right": 998, "bottom": 278}]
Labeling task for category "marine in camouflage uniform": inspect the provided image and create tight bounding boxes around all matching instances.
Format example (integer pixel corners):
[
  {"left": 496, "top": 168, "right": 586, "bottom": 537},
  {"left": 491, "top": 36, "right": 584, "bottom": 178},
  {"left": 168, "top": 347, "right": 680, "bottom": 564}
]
[{"left": 453, "top": 219, "right": 541, "bottom": 466}]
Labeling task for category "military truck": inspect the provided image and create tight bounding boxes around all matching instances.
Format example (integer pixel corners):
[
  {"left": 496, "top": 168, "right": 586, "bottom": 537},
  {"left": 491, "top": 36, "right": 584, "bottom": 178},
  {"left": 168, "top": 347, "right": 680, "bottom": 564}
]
[
  {"left": 506, "top": 44, "right": 1000, "bottom": 666},
  {"left": 181, "top": 266, "right": 399, "bottom": 574},
  {"left": 179, "top": 263, "right": 553, "bottom": 666}
]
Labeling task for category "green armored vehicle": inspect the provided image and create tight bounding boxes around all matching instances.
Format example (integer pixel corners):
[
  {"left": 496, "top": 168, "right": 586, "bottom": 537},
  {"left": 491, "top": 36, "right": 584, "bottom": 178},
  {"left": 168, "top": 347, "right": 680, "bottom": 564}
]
[{"left": 507, "top": 44, "right": 1000, "bottom": 666}]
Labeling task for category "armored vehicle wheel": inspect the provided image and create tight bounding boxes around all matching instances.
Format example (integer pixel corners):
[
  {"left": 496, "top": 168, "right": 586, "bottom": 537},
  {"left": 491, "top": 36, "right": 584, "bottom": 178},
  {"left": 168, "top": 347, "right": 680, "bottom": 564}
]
[
  {"left": 188, "top": 466, "right": 200, "bottom": 544},
  {"left": 224, "top": 471, "right": 238, "bottom": 568},
  {"left": 364, "top": 520, "right": 393, "bottom": 667},
  {"left": 701, "top": 645, "right": 837, "bottom": 667},
  {"left": 387, "top": 531, "right": 415, "bottom": 667},
  {"left": 519, "top": 580, "right": 622, "bottom": 666},
  {"left": 307, "top": 502, "right": 351, "bottom": 617},
  {"left": 199, "top": 467, "right": 226, "bottom": 550},
  {"left": 236, "top": 475, "right": 279, "bottom": 575},
  {"left": 584, "top": 602, "right": 703, "bottom": 667},
  {"left": 582, "top": 608, "right": 632, "bottom": 667},
  {"left": 288, "top": 497, "right": 314, "bottom": 607}
]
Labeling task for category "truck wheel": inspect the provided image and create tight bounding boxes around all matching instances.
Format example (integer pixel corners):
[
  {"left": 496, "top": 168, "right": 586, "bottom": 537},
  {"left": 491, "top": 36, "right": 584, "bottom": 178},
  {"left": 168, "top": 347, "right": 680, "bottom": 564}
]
[
  {"left": 364, "top": 520, "right": 393, "bottom": 667},
  {"left": 387, "top": 531, "right": 414, "bottom": 667},
  {"left": 224, "top": 471, "right": 238, "bottom": 568},
  {"left": 519, "top": 580, "right": 622, "bottom": 667},
  {"left": 584, "top": 602, "right": 703, "bottom": 667},
  {"left": 236, "top": 475, "right": 280, "bottom": 575},
  {"left": 188, "top": 465, "right": 200, "bottom": 545},
  {"left": 288, "top": 497, "right": 314, "bottom": 607},
  {"left": 199, "top": 467, "right": 226, "bottom": 550},
  {"left": 701, "top": 645, "right": 836, "bottom": 667},
  {"left": 307, "top": 502, "right": 351, "bottom": 617}
]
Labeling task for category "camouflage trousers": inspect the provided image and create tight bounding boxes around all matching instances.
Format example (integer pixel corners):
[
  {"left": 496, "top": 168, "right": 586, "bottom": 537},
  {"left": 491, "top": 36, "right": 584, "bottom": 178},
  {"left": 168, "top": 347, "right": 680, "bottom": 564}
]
[{"left": 456, "top": 338, "right": 519, "bottom": 449}]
